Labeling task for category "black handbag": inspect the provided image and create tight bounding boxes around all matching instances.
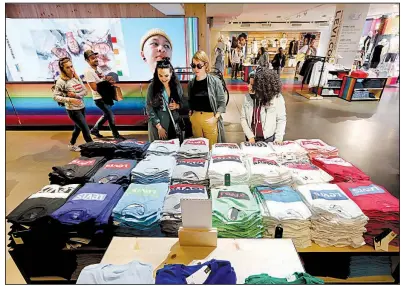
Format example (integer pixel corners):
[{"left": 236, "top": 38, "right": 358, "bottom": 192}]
[{"left": 162, "top": 97, "right": 185, "bottom": 144}]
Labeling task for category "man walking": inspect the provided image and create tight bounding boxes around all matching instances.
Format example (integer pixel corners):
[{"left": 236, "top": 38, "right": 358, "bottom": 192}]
[
  {"left": 84, "top": 50, "right": 125, "bottom": 140},
  {"left": 272, "top": 47, "right": 286, "bottom": 77}
]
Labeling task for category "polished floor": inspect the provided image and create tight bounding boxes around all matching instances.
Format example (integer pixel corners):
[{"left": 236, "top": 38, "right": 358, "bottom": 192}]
[{"left": 5, "top": 81, "right": 400, "bottom": 283}]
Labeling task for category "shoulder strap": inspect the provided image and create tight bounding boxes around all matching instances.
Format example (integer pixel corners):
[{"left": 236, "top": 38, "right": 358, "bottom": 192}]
[{"left": 161, "top": 95, "right": 177, "bottom": 126}]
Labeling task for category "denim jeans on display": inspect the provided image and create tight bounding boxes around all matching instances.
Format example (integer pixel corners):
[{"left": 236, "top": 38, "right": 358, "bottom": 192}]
[
  {"left": 66, "top": 108, "right": 93, "bottom": 145},
  {"left": 93, "top": 99, "right": 120, "bottom": 137}
]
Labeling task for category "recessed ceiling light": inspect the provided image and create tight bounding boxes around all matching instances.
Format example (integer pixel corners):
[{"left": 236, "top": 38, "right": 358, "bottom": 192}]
[
  {"left": 277, "top": 16, "right": 281, "bottom": 18},
  {"left": 322, "top": 15, "right": 326, "bottom": 18}
]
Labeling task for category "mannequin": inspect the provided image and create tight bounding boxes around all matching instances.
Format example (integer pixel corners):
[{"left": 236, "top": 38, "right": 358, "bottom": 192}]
[
  {"left": 252, "top": 37, "right": 258, "bottom": 55},
  {"left": 280, "top": 33, "right": 288, "bottom": 49},
  {"left": 261, "top": 36, "right": 268, "bottom": 49},
  {"left": 288, "top": 37, "right": 299, "bottom": 56}
]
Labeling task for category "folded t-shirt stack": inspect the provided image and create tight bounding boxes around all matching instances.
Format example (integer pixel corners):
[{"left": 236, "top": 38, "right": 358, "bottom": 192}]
[
  {"left": 280, "top": 161, "right": 333, "bottom": 185},
  {"left": 211, "top": 185, "right": 263, "bottom": 238},
  {"left": 155, "top": 259, "right": 237, "bottom": 284},
  {"left": 160, "top": 184, "right": 208, "bottom": 236},
  {"left": 211, "top": 143, "right": 242, "bottom": 156},
  {"left": 268, "top": 140, "right": 308, "bottom": 156},
  {"left": 240, "top": 142, "right": 275, "bottom": 157},
  {"left": 90, "top": 159, "right": 137, "bottom": 187},
  {"left": 312, "top": 156, "right": 370, "bottom": 183},
  {"left": 337, "top": 181, "right": 399, "bottom": 247},
  {"left": 295, "top": 139, "right": 339, "bottom": 158},
  {"left": 247, "top": 155, "right": 292, "bottom": 187},
  {"left": 177, "top": 138, "right": 209, "bottom": 159},
  {"left": 297, "top": 183, "right": 368, "bottom": 248},
  {"left": 349, "top": 256, "right": 392, "bottom": 278},
  {"left": 7, "top": 184, "right": 81, "bottom": 248},
  {"left": 172, "top": 158, "right": 209, "bottom": 186},
  {"left": 112, "top": 183, "right": 169, "bottom": 237},
  {"left": 208, "top": 154, "right": 249, "bottom": 187},
  {"left": 131, "top": 155, "right": 176, "bottom": 184},
  {"left": 51, "top": 183, "right": 125, "bottom": 228},
  {"left": 49, "top": 157, "right": 107, "bottom": 185},
  {"left": 255, "top": 186, "right": 312, "bottom": 249},
  {"left": 245, "top": 272, "right": 324, "bottom": 284},
  {"left": 115, "top": 139, "right": 150, "bottom": 160},
  {"left": 79, "top": 141, "right": 119, "bottom": 158},
  {"left": 146, "top": 139, "right": 180, "bottom": 156}
]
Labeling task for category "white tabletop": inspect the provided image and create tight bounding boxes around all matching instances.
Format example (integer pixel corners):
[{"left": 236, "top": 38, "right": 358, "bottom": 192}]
[{"left": 101, "top": 237, "right": 304, "bottom": 284}]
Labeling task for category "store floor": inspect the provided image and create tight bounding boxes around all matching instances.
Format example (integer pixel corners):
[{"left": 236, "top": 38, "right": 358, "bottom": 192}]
[{"left": 5, "top": 85, "right": 399, "bottom": 283}]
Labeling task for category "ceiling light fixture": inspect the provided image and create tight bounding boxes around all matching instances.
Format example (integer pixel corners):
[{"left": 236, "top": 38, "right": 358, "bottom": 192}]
[{"left": 304, "top": 11, "right": 307, "bottom": 16}]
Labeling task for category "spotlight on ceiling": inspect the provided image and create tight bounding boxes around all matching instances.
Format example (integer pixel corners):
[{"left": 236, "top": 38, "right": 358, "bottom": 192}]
[{"left": 277, "top": 16, "right": 281, "bottom": 18}]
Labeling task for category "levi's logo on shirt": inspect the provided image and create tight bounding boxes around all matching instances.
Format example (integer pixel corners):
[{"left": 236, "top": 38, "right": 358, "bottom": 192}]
[
  {"left": 218, "top": 191, "right": 250, "bottom": 200},
  {"left": 159, "top": 140, "right": 176, "bottom": 144},
  {"left": 282, "top": 141, "right": 294, "bottom": 145},
  {"left": 212, "top": 155, "right": 241, "bottom": 163},
  {"left": 349, "top": 184, "right": 385, "bottom": 197},
  {"left": 177, "top": 159, "right": 206, "bottom": 167},
  {"left": 104, "top": 163, "right": 131, "bottom": 169},
  {"left": 124, "top": 140, "right": 146, "bottom": 145},
  {"left": 127, "top": 188, "right": 157, "bottom": 197},
  {"left": 72, "top": 83, "right": 83, "bottom": 92},
  {"left": 310, "top": 190, "right": 348, "bottom": 200},
  {"left": 316, "top": 157, "right": 352, "bottom": 167},
  {"left": 302, "top": 140, "right": 324, "bottom": 147},
  {"left": 185, "top": 139, "right": 207, "bottom": 146},
  {"left": 69, "top": 159, "right": 96, "bottom": 166},
  {"left": 215, "top": 143, "right": 238, "bottom": 149},
  {"left": 73, "top": 193, "right": 106, "bottom": 201},
  {"left": 244, "top": 142, "right": 267, "bottom": 147},
  {"left": 283, "top": 162, "right": 318, "bottom": 170},
  {"left": 253, "top": 157, "right": 278, "bottom": 166},
  {"left": 169, "top": 184, "right": 206, "bottom": 195}
]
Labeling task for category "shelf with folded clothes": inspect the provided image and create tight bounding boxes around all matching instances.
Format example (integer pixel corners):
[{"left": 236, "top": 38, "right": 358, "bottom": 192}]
[
  {"left": 297, "top": 243, "right": 399, "bottom": 253},
  {"left": 340, "top": 76, "right": 386, "bottom": 102}
]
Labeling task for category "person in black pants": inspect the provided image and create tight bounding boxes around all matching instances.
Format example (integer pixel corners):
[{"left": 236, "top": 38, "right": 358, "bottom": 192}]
[
  {"left": 84, "top": 50, "right": 125, "bottom": 140},
  {"left": 272, "top": 47, "right": 286, "bottom": 77},
  {"left": 53, "top": 57, "right": 93, "bottom": 152}
]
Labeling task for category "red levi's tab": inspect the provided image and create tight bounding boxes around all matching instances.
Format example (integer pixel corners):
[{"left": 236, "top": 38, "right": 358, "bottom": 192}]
[
  {"left": 69, "top": 159, "right": 96, "bottom": 166},
  {"left": 104, "top": 163, "right": 131, "bottom": 169}
]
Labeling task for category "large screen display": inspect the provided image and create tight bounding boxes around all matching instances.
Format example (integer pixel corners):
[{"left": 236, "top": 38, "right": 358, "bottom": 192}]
[{"left": 6, "top": 18, "right": 198, "bottom": 82}]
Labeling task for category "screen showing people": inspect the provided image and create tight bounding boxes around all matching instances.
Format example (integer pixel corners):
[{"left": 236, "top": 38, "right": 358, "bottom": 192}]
[{"left": 6, "top": 18, "right": 198, "bottom": 82}]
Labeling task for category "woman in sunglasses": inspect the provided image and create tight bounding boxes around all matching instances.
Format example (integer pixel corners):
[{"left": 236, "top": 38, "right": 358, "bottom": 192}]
[
  {"left": 188, "top": 50, "right": 226, "bottom": 149},
  {"left": 240, "top": 67, "right": 286, "bottom": 144},
  {"left": 53, "top": 57, "right": 93, "bottom": 151},
  {"left": 146, "top": 58, "right": 184, "bottom": 142}
]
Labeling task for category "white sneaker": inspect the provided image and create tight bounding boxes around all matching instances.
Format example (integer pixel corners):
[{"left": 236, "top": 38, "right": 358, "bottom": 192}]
[{"left": 68, "top": 144, "right": 81, "bottom": 152}]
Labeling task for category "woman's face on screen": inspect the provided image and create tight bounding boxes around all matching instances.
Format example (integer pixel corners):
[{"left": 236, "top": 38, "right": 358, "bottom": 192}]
[{"left": 141, "top": 35, "right": 173, "bottom": 72}]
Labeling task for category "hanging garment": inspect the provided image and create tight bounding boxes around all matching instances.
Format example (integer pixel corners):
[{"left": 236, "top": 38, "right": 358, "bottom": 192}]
[
  {"left": 280, "top": 38, "right": 288, "bottom": 49},
  {"left": 370, "top": 45, "right": 383, "bottom": 68}
]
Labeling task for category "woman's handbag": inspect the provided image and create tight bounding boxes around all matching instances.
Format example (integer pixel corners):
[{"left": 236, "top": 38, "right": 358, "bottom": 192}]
[
  {"left": 162, "top": 97, "right": 185, "bottom": 143},
  {"left": 114, "top": 86, "right": 124, "bottom": 101}
]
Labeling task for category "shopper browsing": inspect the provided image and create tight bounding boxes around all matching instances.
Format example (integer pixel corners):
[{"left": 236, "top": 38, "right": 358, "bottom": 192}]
[
  {"left": 257, "top": 47, "right": 269, "bottom": 67},
  {"left": 272, "top": 47, "right": 286, "bottom": 77},
  {"left": 146, "top": 58, "right": 184, "bottom": 142},
  {"left": 231, "top": 46, "right": 242, "bottom": 80},
  {"left": 140, "top": 29, "right": 173, "bottom": 75},
  {"left": 84, "top": 50, "right": 125, "bottom": 140},
  {"left": 53, "top": 57, "right": 93, "bottom": 152},
  {"left": 188, "top": 51, "right": 226, "bottom": 149},
  {"left": 240, "top": 67, "right": 286, "bottom": 144}
]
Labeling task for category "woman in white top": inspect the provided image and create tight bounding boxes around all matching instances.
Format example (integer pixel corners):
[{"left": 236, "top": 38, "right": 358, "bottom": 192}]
[
  {"left": 53, "top": 57, "right": 93, "bottom": 151},
  {"left": 240, "top": 67, "right": 286, "bottom": 144}
]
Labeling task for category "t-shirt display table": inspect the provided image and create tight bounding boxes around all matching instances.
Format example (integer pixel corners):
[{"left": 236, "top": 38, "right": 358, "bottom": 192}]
[{"left": 101, "top": 237, "right": 304, "bottom": 284}]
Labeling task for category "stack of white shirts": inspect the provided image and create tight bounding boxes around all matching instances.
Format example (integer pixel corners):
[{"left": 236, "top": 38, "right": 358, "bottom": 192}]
[
  {"left": 276, "top": 152, "right": 311, "bottom": 165},
  {"left": 295, "top": 139, "right": 339, "bottom": 158},
  {"left": 211, "top": 143, "right": 242, "bottom": 156},
  {"left": 131, "top": 155, "right": 176, "bottom": 184},
  {"left": 280, "top": 161, "right": 333, "bottom": 185},
  {"left": 268, "top": 141, "right": 308, "bottom": 155},
  {"left": 296, "top": 183, "right": 368, "bottom": 248},
  {"left": 247, "top": 155, "right": 292, "bottom": 187},
  {"left": 208, "top": 154, "right": 249, "bottom": 187},
  {"left": 171, "top": 158, "right": 209, "bottom": 186},
  {"left": 255, "top": 186, "right": 312, "bottom": 248},
  {"left": 177, "top": 138, "right": 209, "bottom": 159},
  {"left": 240, "top": 142, "right": 275, "bottom": 157},
  {"left": 146, "top": 139, "right": 180, "bottom": 156}
]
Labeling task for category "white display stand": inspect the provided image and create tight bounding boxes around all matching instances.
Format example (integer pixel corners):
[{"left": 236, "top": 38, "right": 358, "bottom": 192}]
[{"left": 101, "top": 237, "right": 304, "bottom": 284}]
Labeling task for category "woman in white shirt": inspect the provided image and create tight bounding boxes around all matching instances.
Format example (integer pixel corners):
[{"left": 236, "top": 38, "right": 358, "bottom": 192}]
[{"left": 240, "top": 67, "right": 286, "bottom": 144}]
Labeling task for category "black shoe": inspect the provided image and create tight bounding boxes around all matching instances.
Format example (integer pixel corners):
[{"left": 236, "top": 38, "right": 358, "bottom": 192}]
[
  {"left": 90, "top": 130, "right": 104, "bottom": 138},
  {"left": 114, "top": 135, "right": 126, "bottom": 140}
]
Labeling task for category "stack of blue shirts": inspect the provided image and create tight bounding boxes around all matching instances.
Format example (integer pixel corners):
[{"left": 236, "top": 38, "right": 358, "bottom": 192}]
[
  {"left": 112, "top": 183, "right": 169, "bottom": 237},
  {"left": 90, "top": 159, "right": 137, "bottom": 187},
  {"left": 349, "top": 256, "right": 392, "bottom": 278},
  {"left": 115, "top": 139, "right": 150, "bottom": 160},
  {"left": 131, "top": 155, "right": 176, "bottom": 184},
  {"left": 51, "top": 183, "right": 125, "bottom": 228}
]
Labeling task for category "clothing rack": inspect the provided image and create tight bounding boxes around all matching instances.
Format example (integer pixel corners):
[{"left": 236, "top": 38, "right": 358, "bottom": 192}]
[{"left": 301, "top": 55, "right": 327, "bottom": 96}]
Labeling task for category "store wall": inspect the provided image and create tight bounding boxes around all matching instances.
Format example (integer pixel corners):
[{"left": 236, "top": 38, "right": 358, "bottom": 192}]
[{"left": 5, "top": 3, "right": 166, "bottom": 18}]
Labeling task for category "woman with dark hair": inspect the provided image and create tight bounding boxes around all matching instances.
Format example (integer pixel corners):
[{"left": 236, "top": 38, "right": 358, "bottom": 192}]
[
  {"left": 146, "top": 58, "right": 184, "bottom": 142},
  {"left": 240, "top": 67, "right": 286, "bottom": 144},
  {"left": 257, "top": 47, "right": 269, "bottom": 67}
]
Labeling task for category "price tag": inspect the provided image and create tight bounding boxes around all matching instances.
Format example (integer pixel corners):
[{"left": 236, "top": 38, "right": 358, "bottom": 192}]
[
  {"left": 286, "top": 273, "right": 297, "bottom": 282},
  {"left": 186, "top": 266, "right": 211, "bottom": 284},
  {"left": 12, "top": 234, "right": 24, "bottom": 245}
]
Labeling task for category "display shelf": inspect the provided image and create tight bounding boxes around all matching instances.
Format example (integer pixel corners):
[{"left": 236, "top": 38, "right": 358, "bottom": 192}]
[
  {"left": 351, "top": 98, "right": 379, "bottom": 101},
  {"left": 297, "top": 243, "right": 399, "bottom": 253},
  {"left": 339, "top": 76, "right": 387, "bottom": 102},
  {"left": 319, "top": 275, "right": 395, "bottom": 284},
  {"left": 322, "top": 87, "right": 342, "bottom": 89}
]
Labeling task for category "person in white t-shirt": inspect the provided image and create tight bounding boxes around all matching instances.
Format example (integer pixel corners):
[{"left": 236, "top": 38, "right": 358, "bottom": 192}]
[
  {"left": 231, "top": 46, "right": 243, "bottom": 80},
  {"left": 84, "top": 50, "right": 125, "bottom": 140}
]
